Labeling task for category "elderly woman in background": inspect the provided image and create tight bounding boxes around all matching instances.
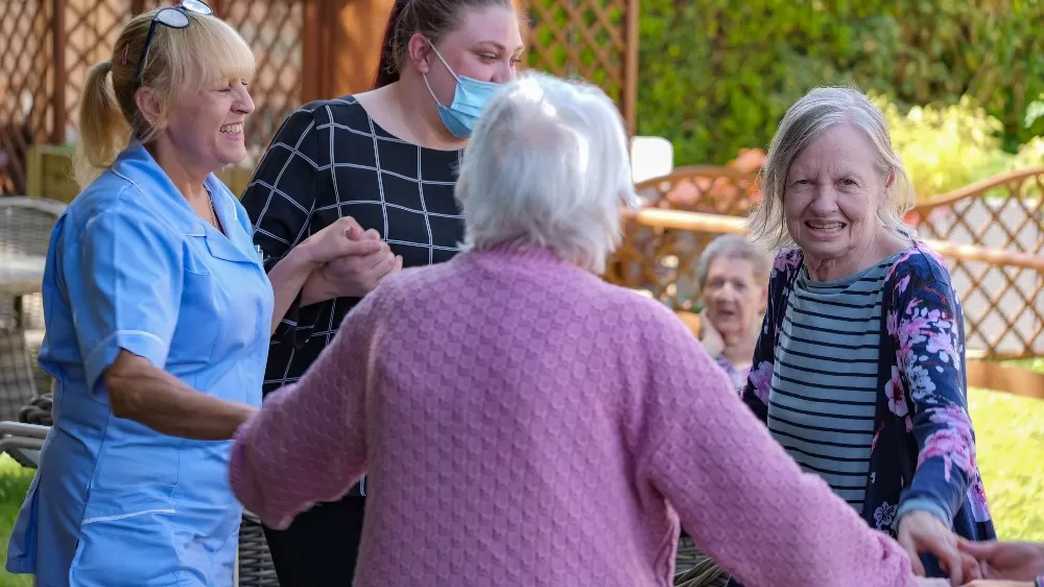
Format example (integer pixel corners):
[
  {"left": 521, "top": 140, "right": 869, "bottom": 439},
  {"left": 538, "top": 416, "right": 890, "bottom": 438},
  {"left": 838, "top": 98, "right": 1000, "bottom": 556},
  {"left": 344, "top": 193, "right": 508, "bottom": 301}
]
[
  {"left": 230, "top": 73, "right": 946, "bottom": 587},
  {"left": 743, "top": 86, "right": 995, "bottom": 583},
  {"left": 694, "top": 234, "right": 770, "bottom": 392}
]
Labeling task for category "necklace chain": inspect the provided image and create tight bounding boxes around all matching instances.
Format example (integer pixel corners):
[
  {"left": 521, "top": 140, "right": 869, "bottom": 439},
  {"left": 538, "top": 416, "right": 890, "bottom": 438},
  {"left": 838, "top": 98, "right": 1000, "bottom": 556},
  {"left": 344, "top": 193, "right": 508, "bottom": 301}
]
[{"left": 207, "top": 196, "right": 221, "bottom": 231}]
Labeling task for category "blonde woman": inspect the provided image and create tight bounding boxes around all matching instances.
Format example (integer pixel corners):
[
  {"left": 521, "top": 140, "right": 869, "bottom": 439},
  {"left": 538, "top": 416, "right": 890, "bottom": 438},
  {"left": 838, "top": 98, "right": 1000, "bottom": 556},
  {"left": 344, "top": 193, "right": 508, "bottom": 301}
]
[{"left": 4, "top": 2, "right": 382, "bottom": 584}]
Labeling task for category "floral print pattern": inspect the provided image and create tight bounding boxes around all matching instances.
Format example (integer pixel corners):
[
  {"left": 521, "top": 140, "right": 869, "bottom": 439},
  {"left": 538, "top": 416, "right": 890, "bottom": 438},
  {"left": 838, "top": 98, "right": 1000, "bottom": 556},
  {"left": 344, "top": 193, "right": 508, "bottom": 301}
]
[
  {"left": 884, "top": 367, "right": 908, "bottom": 417},
  {"left": 741, "top": 244, "right": 995, "bottom": 545},
  {"left": 748, "top": 361, "right": 773, "bottom": 404},
  {"left": 873, "top": 502, "right": 898, "bottom": 530},
  {"left": 919, "top": 406, "right": 977, "bottom": 482}
]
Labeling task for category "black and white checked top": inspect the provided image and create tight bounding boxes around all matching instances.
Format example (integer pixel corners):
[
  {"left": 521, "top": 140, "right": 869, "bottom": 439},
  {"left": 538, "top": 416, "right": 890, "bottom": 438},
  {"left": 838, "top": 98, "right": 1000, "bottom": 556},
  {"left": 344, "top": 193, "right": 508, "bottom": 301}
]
[{"left": 242, "top": 96, "right": 464, "bottom": 397}]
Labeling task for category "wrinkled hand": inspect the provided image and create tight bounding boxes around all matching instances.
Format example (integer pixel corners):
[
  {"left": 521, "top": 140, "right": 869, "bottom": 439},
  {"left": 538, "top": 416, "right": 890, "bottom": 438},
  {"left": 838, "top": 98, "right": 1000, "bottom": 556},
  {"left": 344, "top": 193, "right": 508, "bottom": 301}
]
[
  {"left": 297, "top": 217, "right": 384, "bottom": 266},
  {"left": 898, "top": 510, "right": 965, "bottom": 585},
  {"left": 958, "top": 540, "right": 1044, "bottom": 582},
  {"left": 304, "top": 225, "right": 401, "bottom": 300}
]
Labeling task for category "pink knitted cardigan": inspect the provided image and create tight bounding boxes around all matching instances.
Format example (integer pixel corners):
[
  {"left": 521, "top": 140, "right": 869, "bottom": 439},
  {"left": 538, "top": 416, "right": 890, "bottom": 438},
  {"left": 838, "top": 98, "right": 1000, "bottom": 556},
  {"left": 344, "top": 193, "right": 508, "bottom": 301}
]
[{"left": 230, "top": 246, "right": 915, "bottom": 586}]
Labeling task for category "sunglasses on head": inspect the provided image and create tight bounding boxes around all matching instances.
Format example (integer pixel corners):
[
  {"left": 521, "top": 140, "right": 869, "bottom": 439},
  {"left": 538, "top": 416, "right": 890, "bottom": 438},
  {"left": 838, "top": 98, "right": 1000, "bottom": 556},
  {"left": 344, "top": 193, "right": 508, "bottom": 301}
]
[{"left": 134, "top": 0, "right": 213, "bottom": 84}]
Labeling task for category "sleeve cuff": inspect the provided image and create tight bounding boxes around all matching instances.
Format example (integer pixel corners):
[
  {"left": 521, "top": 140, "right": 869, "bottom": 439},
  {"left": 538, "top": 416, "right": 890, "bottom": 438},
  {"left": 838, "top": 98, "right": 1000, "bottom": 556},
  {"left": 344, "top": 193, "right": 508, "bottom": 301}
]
[
  {"left": 84, "top": 330, "right": 169, "bottom": 396},
  {"left": 894, "top": 498, "right": 952, "bottom": 531}
]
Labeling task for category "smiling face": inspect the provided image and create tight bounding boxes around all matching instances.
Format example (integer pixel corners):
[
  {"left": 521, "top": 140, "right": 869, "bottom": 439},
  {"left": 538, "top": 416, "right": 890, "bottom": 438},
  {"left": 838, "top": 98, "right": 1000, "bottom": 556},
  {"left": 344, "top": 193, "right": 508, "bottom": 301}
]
[
  {"left": 160, "top": 78, "right": 254, "bottom": 173},
  {"left": 703, "top": 256, "right": 766, "bottom": 341},
  {"left": 783, "top": 124, "right": 891, "bottom": 278},
  {"left": 422, "top": 4, "right": 525, "bottom": 106}
]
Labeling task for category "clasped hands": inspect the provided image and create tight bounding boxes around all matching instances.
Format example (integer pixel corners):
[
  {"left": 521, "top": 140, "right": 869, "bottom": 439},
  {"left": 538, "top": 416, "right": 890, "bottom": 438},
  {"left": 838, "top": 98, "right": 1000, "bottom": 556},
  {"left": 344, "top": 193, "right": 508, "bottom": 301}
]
[
  {"left": 901, "top": 511, "right": 1042, "bottom": 586},
  {"left": 299, "top": 216, "right": 402, "bottom": 303}
]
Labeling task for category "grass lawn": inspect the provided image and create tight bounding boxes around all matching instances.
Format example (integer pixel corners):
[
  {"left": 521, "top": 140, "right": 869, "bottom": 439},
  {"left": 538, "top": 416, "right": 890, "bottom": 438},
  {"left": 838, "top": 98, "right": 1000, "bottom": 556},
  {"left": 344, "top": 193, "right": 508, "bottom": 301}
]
[
  {"left": 969, "top": 386, "right": 1044, "bottom": 540},
  {"left": 0, "top": 387, "right": 1039, "bottom": 585},
  {"left": 0, "top": 456, "right": 34, "bottom": 587}
]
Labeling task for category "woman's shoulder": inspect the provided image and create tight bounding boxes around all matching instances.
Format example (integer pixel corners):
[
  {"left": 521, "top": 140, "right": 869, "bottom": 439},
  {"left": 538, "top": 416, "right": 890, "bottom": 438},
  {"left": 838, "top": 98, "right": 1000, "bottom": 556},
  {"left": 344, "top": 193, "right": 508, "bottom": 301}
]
[
  {"left": 767, "top": 247, "right": 803, "bottom": 288},
  {"left": 292, "top": 94, "right": 369, "bottom": 128},
  {"left": 769, "top": 246, "right": 802, "bottom": 271},
  {"left": 67, "top": 171, "right": 143, "bottom": 228},
  {"left": 885, "top": 242, "right": 952, "bottom": 288}
]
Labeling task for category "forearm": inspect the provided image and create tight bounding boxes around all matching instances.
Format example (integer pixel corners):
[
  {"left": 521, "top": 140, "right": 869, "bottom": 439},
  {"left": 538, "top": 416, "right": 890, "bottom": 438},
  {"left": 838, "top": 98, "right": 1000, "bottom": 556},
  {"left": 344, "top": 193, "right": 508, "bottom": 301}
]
[
  {"left": 900, "top": 402, "right": 979, "bottom": 526},
  {"left": 266, "top": 246, "right": 319, "bottom": 334},
  {"left": 653, "top": 369, "right": 913, "bottom": 585},
  {"left": 664, "top": 435, "right": 915, "bottom": 586},
  {"left": 105, "top": 351, "right": 256, "bottom": 440},
  {"left": 299, "top": 269, "right": 336, "bottom": 307},
  {"left": 230, "top": 383, "right": 365, "bottom": 529},
  {"left": 231, "top": 293, "right": 377, "bottom": 529}
]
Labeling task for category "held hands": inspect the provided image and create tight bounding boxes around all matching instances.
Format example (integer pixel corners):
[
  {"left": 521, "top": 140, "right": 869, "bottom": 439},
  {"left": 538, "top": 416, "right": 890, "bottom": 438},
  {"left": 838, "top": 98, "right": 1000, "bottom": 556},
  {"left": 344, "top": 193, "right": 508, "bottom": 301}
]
[
  {"left": 300, "top": 217, "right": 402, "bottom": 302},
  {"left": 958, "top": 539, "right": 1044, "bottom": 585},
  {"left": 897, "top": 510, "right": 972, "bottom": 585},
  {"left": 297, "top": 217, "right": 382, "bottom": 266}
]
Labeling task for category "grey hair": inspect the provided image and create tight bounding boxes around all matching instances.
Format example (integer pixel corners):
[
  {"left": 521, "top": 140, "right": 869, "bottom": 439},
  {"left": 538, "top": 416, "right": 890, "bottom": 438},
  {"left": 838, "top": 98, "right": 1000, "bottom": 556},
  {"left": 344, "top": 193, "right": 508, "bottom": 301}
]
[
  {"left": 695, "top": 234, "right": 772, "bottom": 291},
  {"left": 749, "top": 87, "right": 914, "bottom": 249},
  {"left": 455, "top": 72, "right": 637, "bottom": 273}
]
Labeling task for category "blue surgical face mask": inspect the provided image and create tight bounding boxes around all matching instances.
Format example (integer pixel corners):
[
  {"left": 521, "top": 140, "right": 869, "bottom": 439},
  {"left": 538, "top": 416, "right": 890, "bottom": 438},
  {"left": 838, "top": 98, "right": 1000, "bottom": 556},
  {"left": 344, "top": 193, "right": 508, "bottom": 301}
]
[{"left": 423, "top": 42, "right": 502, "bottom": 139}]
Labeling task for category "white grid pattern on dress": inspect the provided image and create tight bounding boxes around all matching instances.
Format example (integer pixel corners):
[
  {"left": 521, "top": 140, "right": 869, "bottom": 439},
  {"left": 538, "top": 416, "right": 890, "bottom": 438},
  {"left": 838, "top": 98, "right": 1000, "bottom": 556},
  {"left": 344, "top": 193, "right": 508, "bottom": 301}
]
[{"left": 242, "top": 96, "right": 465, "bottom": 397}]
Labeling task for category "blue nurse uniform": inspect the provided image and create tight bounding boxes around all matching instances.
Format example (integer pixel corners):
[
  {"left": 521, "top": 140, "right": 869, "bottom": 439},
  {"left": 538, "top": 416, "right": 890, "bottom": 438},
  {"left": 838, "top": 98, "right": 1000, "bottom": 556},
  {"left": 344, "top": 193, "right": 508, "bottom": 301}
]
[{"left": 5, "top": 143, "right": 273, "bottom": 586}]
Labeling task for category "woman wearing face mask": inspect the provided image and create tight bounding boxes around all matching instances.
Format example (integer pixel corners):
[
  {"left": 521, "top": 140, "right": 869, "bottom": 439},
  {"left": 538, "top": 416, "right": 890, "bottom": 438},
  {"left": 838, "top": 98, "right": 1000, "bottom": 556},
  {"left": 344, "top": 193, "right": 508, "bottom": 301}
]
[{"left": 240, "top": 0, "right": 524, "bottom": 583}]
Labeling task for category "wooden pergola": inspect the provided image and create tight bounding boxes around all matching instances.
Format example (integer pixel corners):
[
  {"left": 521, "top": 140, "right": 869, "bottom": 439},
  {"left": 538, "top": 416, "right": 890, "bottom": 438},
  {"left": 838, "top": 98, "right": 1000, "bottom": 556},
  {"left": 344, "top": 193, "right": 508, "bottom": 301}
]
[
  {"left": 0, "top": 0, "right": 639, "bottom": 196},
  {"left": 303, "top": 0, "right": 639, "bottom": 131}
]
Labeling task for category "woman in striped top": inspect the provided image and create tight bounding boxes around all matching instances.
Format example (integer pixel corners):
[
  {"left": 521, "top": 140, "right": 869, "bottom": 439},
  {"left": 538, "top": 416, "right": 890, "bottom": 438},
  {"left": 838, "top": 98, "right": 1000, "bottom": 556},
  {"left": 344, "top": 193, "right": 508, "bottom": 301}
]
[{"left": 742, "top": 87, "right": 995, "bottom": 584}]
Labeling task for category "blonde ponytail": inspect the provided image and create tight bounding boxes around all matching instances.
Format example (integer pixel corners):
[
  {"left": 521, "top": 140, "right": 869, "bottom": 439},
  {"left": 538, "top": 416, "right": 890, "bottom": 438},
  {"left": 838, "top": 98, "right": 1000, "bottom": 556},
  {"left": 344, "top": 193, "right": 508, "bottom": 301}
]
[{"left": 75, "top": 60, "right": 132, "bottom": 187}]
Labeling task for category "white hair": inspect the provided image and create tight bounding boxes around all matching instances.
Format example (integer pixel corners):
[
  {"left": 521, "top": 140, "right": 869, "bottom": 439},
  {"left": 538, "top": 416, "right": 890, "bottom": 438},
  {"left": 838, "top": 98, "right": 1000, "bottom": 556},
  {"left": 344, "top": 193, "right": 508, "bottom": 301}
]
[
  {"left": 749, "top": 87, "right": 914, "bottom": 249},
  {"left": 455, "top": 72, "right": 637, "bottom": 273},
  {"left": 695, "top": 234, "right": 771, "bottom": 291}
]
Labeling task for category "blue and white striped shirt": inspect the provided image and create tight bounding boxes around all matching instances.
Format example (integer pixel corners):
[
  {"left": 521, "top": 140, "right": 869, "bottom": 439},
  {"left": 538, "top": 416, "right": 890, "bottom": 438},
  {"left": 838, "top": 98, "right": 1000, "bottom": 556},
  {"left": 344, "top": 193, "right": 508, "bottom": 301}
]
[{"left": 767, "top": 253, "right": 900, "bottom": 511}]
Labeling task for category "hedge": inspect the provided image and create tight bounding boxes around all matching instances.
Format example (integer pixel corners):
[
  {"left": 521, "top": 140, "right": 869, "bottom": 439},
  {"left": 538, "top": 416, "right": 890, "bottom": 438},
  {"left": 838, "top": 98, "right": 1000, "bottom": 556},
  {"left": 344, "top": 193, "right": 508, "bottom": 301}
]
[{"left": 637, "top": 0, "right": 1044, "bottom": 165}]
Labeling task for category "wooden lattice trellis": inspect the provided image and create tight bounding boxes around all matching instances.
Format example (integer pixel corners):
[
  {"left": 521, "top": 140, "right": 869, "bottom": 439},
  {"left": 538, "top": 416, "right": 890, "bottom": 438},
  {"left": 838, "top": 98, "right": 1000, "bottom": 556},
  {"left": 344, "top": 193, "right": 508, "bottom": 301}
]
[
  {"left": 524, "top": 0, "right": 638, "bottom": 133},
  {"left": 1, "top": 0, "right": 639, "bottom": 196},
  {"left": 908, "top": 168, "right": 1044, "bottom": 360},
  {"left": 0, "top": 0, "right": 307, "bottom": 195},
  {"left": 606, "top": 166, "right": 1044, "bottom": 361},
  {"left": 607, "top": 166, "right": 760, "bottom": 309},
  {"left": 0, "top": 1, "right": 53, "bottom": 194}
]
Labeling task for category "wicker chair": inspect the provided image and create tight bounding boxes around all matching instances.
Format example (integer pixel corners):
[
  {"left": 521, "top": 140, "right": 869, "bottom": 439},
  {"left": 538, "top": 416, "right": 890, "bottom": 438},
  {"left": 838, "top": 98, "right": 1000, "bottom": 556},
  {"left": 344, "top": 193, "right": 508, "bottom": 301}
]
[
  {"left": 238, "top": 512, "right": 280, "bottom": 585},
  {"left": 0, "top": 197, "right": 64, "bottom": 421}
]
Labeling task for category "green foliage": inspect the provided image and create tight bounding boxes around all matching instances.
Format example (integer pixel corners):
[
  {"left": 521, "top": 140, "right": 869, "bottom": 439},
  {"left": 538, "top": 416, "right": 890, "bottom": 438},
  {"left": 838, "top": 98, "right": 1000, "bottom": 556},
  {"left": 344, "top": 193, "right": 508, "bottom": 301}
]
[
  {"left": 874, "top": 95, "right": 1011, "bottom": 198},
  {"left": 0, "top": 456, "right": 34, "bottom": 586},
  {"left": 968, "top": 388, "right": 1044, "bottom": 541},
  {"left": 1012, "top": 136, "right": 1044, "bottom": 170},
  {"left": 638, "top": 0, "right": 1044, "bottom": 166}
]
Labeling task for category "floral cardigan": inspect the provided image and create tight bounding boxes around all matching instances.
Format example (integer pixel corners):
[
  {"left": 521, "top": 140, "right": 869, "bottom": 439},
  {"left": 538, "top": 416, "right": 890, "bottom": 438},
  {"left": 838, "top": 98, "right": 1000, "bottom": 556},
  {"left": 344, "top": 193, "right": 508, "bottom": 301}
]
[{"left": 741, "top": 244, "right": 995, "bottom": 546}]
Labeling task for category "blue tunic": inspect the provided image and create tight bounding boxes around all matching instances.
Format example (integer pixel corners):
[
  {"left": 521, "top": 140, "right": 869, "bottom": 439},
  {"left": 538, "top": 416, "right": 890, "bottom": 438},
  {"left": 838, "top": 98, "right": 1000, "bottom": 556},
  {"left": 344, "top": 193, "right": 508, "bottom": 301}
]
[{"left": 6, "top": 144, "right": 273, "bottom": 586}]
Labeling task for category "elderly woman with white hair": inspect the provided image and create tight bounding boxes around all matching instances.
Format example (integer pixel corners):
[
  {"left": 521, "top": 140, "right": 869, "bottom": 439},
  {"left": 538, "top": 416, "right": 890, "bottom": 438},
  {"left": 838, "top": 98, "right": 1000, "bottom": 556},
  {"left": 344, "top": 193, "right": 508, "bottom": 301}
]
[
  {"left": 694, "top": 234, "right": 771, "bottom": 392},
  {"left": 742, "top": 86, "right": 995, "bottom": 584},
  {"left": 228, "top": 74, "right": 946, "bottom": 586}
]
